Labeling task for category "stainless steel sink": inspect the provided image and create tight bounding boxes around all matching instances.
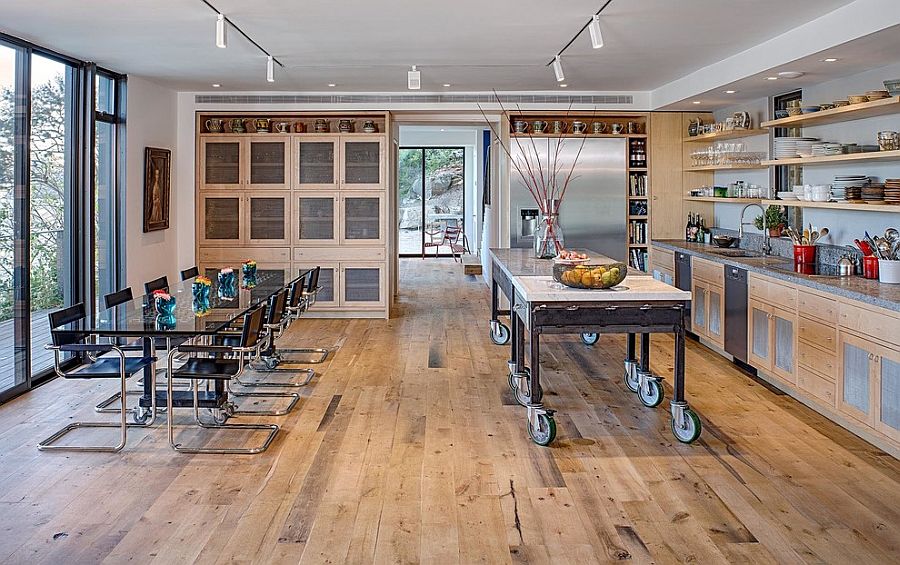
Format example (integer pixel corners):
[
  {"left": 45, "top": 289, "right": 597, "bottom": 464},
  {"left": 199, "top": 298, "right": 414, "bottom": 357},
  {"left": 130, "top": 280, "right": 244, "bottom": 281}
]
[{"left": 709, "top": 249, "right": 764, "bottom": 258}]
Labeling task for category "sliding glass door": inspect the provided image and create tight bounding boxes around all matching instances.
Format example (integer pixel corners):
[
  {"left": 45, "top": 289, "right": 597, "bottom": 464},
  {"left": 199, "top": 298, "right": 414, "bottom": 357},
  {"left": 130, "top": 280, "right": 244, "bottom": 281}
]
[
  {"left": 398, "top": 147, "right": 465, "bottom": 256},
  {"left": 0, "top": 32, "right": 125, "bottom": 403}
]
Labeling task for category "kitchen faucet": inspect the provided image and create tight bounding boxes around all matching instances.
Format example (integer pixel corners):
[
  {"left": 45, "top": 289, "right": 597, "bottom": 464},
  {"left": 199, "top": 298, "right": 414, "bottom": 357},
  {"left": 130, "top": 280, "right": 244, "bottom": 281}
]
[{"left": 738, "top": 203, "right": 771, "bottom": 255}]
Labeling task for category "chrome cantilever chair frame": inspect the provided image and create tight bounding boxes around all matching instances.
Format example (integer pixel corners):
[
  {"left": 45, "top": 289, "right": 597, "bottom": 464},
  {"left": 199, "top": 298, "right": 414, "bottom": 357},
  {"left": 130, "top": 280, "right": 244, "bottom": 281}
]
[
  {"left": 166, "top": 308, "right": 279, "bottom": 454},
  {"left": 270, "top": 267, "right": 330, "bottom": 365}
]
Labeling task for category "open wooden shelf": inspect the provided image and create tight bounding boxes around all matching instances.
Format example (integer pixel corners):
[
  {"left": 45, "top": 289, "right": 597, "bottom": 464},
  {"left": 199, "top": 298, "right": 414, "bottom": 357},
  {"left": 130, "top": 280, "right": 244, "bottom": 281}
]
[
  {"left": 686, "top": 164, "right": 767, "bottom": 171},
  {"left": 510, "top": 133, "right": 647, "bottom": 139},
  {"left": 685, "top": 197, "right": 761, "bottom": 204},
  {"left": 682, "top": 129, "right": 768, "bottom": 143},
  {"left": 762, "top": 149, "right": 900, "bottom": 167},
  {"left": 761, "top": 96, "right": 900, "bottom": 128},
  {"left": 761, "top": 199, "right": 900, "bottom": 212}
]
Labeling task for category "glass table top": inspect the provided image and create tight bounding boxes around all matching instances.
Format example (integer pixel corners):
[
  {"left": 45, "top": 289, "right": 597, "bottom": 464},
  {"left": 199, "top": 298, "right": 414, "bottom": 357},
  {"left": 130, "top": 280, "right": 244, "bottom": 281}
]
[{"left": 89, "top": 268, "right": 303, "bottom": 336}]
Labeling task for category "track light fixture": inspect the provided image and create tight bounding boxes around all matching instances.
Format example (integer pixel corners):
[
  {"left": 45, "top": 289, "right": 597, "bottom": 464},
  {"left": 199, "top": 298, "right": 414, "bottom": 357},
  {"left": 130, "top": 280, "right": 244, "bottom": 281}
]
[
  {"left": 267, "top": 55, "right": 275, "bottom": 82},
  {"left": 588, "top": 14, "right": 603, "bottom": 49},
  {"left": 216, "top": 13, "right": 227, "bottom": 48},
  {"left": 552, "top": 56, "right": 565, "bottom": 82}
]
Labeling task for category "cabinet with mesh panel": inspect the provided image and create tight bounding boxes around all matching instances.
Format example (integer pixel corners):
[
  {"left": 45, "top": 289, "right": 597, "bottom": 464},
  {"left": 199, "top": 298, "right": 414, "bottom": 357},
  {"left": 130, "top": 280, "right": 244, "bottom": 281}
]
[
  {"left": 294, "top": 193, "right": 338, "bottom": 245},
  {"left": 199, "top": 192, "right": 244, "bottom": 246},
  {"left": 341, "top": 137, "right": 384, "bottom": 189},
  {"left": 340, "top": 263, "right": 385, "bottom": 309},
  {"left": 247, "top": 193, "right": 291, "bottom": 245},
  {"left": 201, "top": 138, "right": 244, "bottom": 189},
  {"left": 341, "top": 193, "right": 384, "bottom": 245},
  {"left": 246, "top": 137, "right": 291, "bottom": 189}
]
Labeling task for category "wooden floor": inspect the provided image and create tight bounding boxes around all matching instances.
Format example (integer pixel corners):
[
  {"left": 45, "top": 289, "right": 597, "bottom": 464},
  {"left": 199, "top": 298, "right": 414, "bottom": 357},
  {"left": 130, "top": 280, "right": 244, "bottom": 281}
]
[{"left": 0, "top": 258, "right": 898, "bottom": 564}]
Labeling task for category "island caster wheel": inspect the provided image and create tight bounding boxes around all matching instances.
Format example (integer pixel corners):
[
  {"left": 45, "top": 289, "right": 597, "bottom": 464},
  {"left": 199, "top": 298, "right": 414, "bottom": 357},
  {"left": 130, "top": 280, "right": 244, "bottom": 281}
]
[
  {"left": 132, "top": 406, "right": 152, "bottom": 425},
  {"left": 263, "top": 357, "right": 279, "bottom": 370},
  {"left": 638, "top": 378, "right": 664, "bottom": 408},
  {"left": 580, "top": 333, "right": 599, "bottom": 346},
  {"left": 527, "top": 413, "right": 557, "bottom": 446},
  {"left": 671, "top": 409, "right": 702, "bottom": 443},
  {"left": 211, "top": 406, "right": 231, "bottom": 425},
  {"left": 508, "top": 367, "right": 529, "bottom": 392},
  {"left": 624, "top": 366, "right": 640, "bottom": 393},
  {"left": 490, "top": 322, "right": 511, "bottom": 346},
  {"left": 514, "top": 381, "right": 541, "bottom": 407}
]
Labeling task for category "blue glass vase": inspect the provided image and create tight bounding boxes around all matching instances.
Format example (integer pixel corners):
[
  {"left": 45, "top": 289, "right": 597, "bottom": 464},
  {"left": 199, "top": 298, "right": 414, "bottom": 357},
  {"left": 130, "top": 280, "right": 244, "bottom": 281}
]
[
  {"left": 218, "top": 270, "right": 237, "bottom": 300},
  {"left": 154, "top": 294, "right": 177, "bottom": 317}
]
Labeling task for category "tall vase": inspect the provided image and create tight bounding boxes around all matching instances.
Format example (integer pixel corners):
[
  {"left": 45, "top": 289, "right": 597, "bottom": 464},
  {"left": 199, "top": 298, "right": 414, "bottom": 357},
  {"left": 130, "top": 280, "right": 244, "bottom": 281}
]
[{"left": 533, "top": 199, "right": 564, "bottom": 259}]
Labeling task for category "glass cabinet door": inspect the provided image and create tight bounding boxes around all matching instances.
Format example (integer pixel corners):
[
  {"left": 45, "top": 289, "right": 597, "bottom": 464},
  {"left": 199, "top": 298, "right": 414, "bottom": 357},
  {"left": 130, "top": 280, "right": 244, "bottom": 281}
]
[
  {"left": 201, "top": 138, "right": 243, "bottom": 189},
  {"left": 692, "top": 282, "right": 707, "bottom": 336},
  {"left": 839, "top": 333, "right": 875, "bottom": 425},
  {"left": 200, "top": 193, "right": 244, "bottom": 245},
  {"left": 749, "top": 301, "right": 771, "bottom": 370},
  {"left": 708, "top": 285, "right": 724, "bottom": 346},
  {"left": 341, "top": 264, "right": 384, "bottom": 307},
  {"left": 295, "top": 136, "right": 339, "bottom": 190},
  {"left": 295, "top": 194, "right": 338, "bottom": 245},
  {"left": 341, "top": 193, "right": 384, "bottom": 245},
  {"left": 341, "top": 137, "right": 384, "bottom": 189},
  {"left": 247, "top": 194, "right": 290, "bottom": 245},
  {"left": 246, "top": 137, "right": 290, "bottom": 189},
  {"left": 877, "top": 345, "right": 900, "bottom": 441},
  {"left": 772, "top": 309, "right": 796, "bottom": 384}
]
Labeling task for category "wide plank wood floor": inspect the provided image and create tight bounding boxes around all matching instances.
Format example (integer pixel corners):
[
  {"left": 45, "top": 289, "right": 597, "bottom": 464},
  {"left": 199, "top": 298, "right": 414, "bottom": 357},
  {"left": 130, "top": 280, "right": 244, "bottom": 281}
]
[{"left": 0, "top": 258, "right": 898, "bottom": 564}]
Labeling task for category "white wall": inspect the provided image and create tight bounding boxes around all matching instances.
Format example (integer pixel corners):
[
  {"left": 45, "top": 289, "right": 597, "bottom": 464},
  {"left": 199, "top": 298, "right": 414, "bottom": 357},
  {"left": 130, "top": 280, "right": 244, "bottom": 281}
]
[
  {"left": 124, "top": 76, "right": 179, "bottom": 290},
  {"left": 710, "top": 61, "right": 900, "bottom": 246}
]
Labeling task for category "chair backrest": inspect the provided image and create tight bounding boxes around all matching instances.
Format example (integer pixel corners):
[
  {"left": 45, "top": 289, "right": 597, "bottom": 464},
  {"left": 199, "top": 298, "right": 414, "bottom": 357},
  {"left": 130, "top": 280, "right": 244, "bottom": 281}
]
[
  {"left": 307, "top": 266, "right": 320, "bottom": 293},
  {"left": 266, "top": 288, "right": 288, "bottom": 325},
  {"left": 104, "top": 287, "right": 133, "bottom": 309},
  {"left": 144, "top": 276, "right": 169, "bottom": 295},
  {"left": 239, "top": 306, "right": 266, "bottom": 349},
  {"left": 180, "top": 266, "right": 199, "bottom": 281},
  {"left": 287, "top": 274, "right": 307, "bottom": 309},
  {"left": 48, "top": 303, "right": 87, "bottom": 346}
]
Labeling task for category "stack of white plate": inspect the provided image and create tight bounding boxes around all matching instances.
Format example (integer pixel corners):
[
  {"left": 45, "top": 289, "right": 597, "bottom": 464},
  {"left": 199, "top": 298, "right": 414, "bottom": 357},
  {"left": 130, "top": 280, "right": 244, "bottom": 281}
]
[
  {"left": 773, "top": 137, "right": 819, "bottom": 159},
  {"left": 776, "top": 191, "right": 798, "bottom": 200},
  {"left": 832, "top": 175, "right": 869, "bottom": 201},
  {"left": 811, "top": 142, "right": 843, "bottom": 156}
]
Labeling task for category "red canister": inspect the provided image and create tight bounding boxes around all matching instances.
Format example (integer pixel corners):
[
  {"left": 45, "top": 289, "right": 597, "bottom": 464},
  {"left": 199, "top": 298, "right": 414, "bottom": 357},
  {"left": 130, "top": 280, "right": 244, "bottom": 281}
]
[
  {"left": 793, "top": 244, "right": 816, "bottom": 265},
  {"left": 863, "top": 255, "right": 879, "bottom": 279}
]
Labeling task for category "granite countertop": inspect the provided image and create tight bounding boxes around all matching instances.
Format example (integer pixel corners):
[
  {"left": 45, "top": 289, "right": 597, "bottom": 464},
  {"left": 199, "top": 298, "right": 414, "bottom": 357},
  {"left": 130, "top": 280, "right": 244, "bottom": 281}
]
[
  {"left": 489, "top": 247, "right": 613, "bottom": 278},
  {"left": 511, "top": 275, "right": 691, "bottom": 303},
  {"left": 652, "top": 239, "right": 900, "bottom": 313}
]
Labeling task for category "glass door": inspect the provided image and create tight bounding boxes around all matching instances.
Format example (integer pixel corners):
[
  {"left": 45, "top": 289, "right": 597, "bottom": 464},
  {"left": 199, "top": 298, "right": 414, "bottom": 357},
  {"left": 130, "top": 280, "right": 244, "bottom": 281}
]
[{"left": 398, "top": 147, "right": 465, "bottom": 257}]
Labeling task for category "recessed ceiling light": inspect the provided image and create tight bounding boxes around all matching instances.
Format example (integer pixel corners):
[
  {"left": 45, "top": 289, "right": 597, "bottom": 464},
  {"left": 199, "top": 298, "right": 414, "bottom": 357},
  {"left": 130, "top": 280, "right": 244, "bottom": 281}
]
[
  {"left": 440, "top": 129, "right": 446, "bottom": 132},
  {"left": 212, "top": 83, "right": 221, "bottom": 88},
  {"left": 692, "top": 101, "right": 702, "bottom": 105},
  {"left": 778, "top": 71, "right": 804, "bottom": 79},
  {"left": 328, "top": 83, "right": 336, "bottom": 87},
  {"left": 443, "top": 83, "right": 451, "bottom": 87},
  {"left": 822, "top": 57, "right": 839, "bottom": 62},
  {"left": 559, "top": 83, "right": 568, "bottom": 88},
  {"left": 724, "top": 90, "right": 737, "bottom": 94},
  {"left": 766, "top": 76, "right": 779, "bottom": 81}
]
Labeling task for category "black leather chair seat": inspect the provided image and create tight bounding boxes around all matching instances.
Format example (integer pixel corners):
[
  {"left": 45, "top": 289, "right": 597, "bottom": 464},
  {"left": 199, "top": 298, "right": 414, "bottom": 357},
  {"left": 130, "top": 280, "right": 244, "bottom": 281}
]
[
  {"left": 68, "top": 356, "right": 155, "bottom": 379},
  {"left": 173, "top": 358, "right": 241, "bottom": 380}
]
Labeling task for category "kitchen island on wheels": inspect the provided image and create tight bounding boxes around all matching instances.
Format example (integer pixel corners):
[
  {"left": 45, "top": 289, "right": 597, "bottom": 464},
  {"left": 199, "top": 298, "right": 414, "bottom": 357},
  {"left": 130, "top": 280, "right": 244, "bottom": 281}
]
[{"left": 489, "top": 248, "right": 700, "bottom": 446}]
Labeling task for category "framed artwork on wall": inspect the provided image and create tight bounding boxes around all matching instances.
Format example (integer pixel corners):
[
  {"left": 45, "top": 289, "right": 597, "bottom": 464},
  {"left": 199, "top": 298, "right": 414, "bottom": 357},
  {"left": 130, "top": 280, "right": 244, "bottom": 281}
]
[{"left": 143, "top": 147, "right": 171, "bottom": 232}]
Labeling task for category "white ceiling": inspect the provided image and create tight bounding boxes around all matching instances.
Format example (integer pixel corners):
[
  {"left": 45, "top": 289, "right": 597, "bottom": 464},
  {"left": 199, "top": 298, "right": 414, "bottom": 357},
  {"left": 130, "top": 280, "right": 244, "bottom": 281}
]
[{"left": 0, "top": 0, "right": 855, "bottom": 93}]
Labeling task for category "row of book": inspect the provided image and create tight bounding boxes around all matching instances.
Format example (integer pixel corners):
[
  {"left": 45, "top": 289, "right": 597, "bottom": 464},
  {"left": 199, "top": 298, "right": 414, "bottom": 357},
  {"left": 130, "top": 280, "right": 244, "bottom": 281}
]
[
  {"left": 628, "top": 220, "right": 648, "bottom": 245},
  {"left": 629, "top": 248, "right": 649, "bottom": 272},
  {"left": 629, "top": 173, "right": 648, "bottom": 197}
]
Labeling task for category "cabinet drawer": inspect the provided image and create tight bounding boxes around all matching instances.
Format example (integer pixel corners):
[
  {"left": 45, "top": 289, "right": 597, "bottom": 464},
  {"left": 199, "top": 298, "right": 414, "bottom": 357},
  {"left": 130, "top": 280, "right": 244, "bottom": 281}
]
[
  {"left": 798, "top": 366, "right": 836, "bottom": 407},
  {"left": 293, "top": 247, "right": 385, "bottom": 262},
  {"left": 798, "top": 340, "right": 837, "bottom": 378},
  {"left": 749, "top": 273, "right": 768, "bottom": 302},
  {"left": 692, "top": 257, "right": 724, "bottom": 286},
  {"left": 839, "top": 302, "right": 900, "bottom": 348},
  {"left": 798, "top": 315, "right": 837, "bottom": 353},
  {"left": 798, "top": 291, "right": 838, "bottom": 324},
  {"left": 766, "top": 279, "right": 797, "bottom": 312},
  {"left": 650, "top": 247, "right": 674, "bottom": 272},
  {"left": 199, "top": 246, "right": 290, "bottom": 263}
]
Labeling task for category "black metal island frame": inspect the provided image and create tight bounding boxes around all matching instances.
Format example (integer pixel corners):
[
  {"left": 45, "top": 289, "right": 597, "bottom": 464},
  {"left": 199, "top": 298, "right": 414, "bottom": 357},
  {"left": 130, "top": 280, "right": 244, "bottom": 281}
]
[{"left": 488, "top": 248, "right": 701, "bottom": 446}]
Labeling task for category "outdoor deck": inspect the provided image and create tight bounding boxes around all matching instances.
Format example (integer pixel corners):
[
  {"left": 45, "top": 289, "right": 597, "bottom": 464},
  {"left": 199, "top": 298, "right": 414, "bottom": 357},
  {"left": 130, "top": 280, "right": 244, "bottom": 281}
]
[{"left": 0, "top": 310, "right": 54, "bottom": 392}]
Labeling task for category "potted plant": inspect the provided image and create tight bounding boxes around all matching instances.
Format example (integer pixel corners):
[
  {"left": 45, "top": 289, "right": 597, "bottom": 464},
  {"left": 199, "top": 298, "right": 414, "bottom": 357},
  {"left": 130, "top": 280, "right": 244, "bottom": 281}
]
[{"left": 754, "top": 205, "right": 787, "bottom": 237}]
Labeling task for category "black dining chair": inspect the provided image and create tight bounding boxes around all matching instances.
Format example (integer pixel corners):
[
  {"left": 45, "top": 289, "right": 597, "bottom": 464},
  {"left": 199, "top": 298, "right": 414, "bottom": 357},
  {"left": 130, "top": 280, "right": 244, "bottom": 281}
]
[
  {"left": 104, "top": 287, "right": 133, "bottom": 309},
  {"left": 275, "top": 267, "right": 330, "bottom": 365},
  {"left": 165, "top": 306, "right": 279, "bottom": 454},
  {"left": 144, "top": 276, "right": 169, "bottom": 295},
  {"left": 39, "top": 303, "right": 157, "bottom": 452},
  {"left": 94, "top": 287, "right": 148, "bottom": 415},
  {"left": 180, "top": 266, "right": 199, "bottom": 281}
]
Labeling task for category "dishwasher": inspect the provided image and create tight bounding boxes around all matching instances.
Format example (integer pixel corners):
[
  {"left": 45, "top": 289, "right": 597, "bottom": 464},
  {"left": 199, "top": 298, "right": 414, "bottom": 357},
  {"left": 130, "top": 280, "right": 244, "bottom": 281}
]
[
  {"left": 724, "top": 266, "right": 748, "bottom": 363},
  {"left": 674, "top": 252, "right": 692, "bottom": 332}
]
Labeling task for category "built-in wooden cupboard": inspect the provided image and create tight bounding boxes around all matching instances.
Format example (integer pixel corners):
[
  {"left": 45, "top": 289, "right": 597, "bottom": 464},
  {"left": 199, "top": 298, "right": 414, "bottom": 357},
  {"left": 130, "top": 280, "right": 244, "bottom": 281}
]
[{"left": 196, "top": 112, "right": 392, "bottom": 318}]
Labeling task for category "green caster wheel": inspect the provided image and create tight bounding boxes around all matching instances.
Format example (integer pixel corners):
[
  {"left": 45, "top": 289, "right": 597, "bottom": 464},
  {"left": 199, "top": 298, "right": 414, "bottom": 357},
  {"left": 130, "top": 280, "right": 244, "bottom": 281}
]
[
  {"left": 580, "top": 332, "right": 599, "bottom": 345},
  {"left": 638, "top": 379, "right": 664, "bottom": 408},
  {"left": 671, "top": 409, "right": 702, "bottom": 443},
  {"left": 514, "top": 382, "right": 541, "bottom": 407},
  {"left": 527, "top": 413, "right": 557, "bottom": 446}
]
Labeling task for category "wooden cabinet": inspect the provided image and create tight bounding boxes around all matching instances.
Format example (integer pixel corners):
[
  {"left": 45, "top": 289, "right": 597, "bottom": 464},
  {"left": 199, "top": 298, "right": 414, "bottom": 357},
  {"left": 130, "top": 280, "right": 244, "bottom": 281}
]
[
  {"left": 199, "top": 192, "right": 245, "bottom": 246},
  {"left": 341, "top": 193, "right": 385, "bottom": 246},
  {"left": 749, "top": 299, "right": 771, "bottom": 369},
  {"left": 294, "top": 136, "right": 340, "bottom": 190},
  {"left": 748, "top": 298, "right": 796, "bottom": 385},
  {"left": 340, "top": 263, "right": 386, "bottom": 309},
  {"left": 690, "top": 257, "right": 724, "bottom": 348},
  {"left": 294, "top": 193, "right": 338, "bottom": 246},
  {"left": 650, "top": 246, "right": 674, "bottom": 285},
  {"left": 295, "top": 261, "right": 340, "bottom": 309},
  {"left": 876, "top": 344, "right": 900, "bottom": 443},
  {"left": 341, "top": 137, "right": 385, "bottom": 189},
  {"left": 201, "top": 137, "right": 291, "bottom": 189},
  {"left": 247, "top": 192, "right": 290, "bottom": 245},
  {"left": 838, "top": 332, "right": 877, "bottom": 426},
  {"left": 246, "top": 137, "right": 291, "bottom": 189},
  {"left": 200, "top": 138, "right": 244, "bottom": 189}
]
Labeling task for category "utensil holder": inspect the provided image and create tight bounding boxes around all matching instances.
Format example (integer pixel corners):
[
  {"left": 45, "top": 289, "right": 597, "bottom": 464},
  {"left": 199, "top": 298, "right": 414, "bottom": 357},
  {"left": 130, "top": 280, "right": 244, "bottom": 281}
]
[
  {"left": 793, "top": 245, "right": 816, "bottom": 265},
  {"left": 878, "top": 260, "right": 900, "bottom": 284},
  {"left": 863, "top": 256, "right": 880, "bottom": 279}
]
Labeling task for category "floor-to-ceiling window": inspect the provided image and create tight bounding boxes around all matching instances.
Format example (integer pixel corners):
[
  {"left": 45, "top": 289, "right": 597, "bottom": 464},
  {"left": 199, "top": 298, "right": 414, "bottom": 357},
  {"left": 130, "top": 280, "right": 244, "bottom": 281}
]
[
  {"left": 398, "top": 147, "right": 466, "bottom": 256},
  {"left": 0, "top": 33, "right": 125, "bottom": 403}
]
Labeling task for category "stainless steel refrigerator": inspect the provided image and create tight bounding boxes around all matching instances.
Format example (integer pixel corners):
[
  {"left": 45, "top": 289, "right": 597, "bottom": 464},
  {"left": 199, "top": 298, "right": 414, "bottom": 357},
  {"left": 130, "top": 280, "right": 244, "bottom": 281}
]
[{"left": 509, "top": 137, "right": 627, "bottom": 261}]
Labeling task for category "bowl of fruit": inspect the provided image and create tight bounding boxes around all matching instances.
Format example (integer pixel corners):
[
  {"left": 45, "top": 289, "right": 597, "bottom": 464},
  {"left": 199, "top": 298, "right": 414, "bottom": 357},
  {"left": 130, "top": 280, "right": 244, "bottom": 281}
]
[
  {"left": 554, "top": 249, "right": 590, "bottom": 265},
  {"left": 553, "top": 262, "right": 627, "bottom": 290}
]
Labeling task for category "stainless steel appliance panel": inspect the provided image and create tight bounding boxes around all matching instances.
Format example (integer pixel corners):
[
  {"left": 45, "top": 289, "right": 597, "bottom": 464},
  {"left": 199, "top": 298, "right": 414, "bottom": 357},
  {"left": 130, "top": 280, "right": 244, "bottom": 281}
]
[{"left": 509, "top": 138, "right": 627, "bottom": 261}]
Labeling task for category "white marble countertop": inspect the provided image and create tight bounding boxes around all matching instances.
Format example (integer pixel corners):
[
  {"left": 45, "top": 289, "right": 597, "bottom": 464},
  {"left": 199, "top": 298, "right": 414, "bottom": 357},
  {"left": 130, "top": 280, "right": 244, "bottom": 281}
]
[{"left": 511, "top": 275, "right": 691, "bottom": 303}]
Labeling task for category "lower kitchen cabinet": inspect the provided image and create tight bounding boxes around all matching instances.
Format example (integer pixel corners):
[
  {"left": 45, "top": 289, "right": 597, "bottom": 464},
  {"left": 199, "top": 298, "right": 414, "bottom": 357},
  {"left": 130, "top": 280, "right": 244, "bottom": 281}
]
[
  {"left": 748, "top": 299, "right": 796, "bottom": 385},
  {"left": 838, "top": 330, "right": 900, "bottom": 440},
  {"left": 877, "top": 344, "right": 900, "bottom": 443},
  {"left": 749, "top": 299, "right": 771, "bottom": 369},
  {"left": 690, "top": 278, "right": 723, "bottom": 347}
]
